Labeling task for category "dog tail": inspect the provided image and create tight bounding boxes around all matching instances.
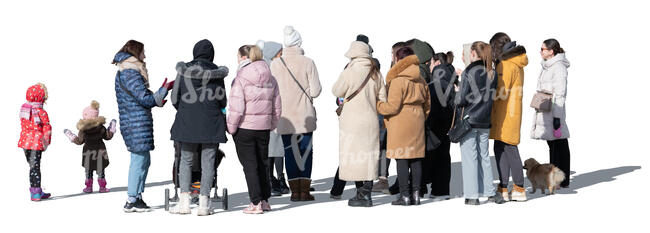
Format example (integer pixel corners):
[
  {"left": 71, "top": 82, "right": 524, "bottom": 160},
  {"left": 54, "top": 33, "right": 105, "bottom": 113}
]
[{"left": 551, "top": 167, "right": 566, "bottom": 185}]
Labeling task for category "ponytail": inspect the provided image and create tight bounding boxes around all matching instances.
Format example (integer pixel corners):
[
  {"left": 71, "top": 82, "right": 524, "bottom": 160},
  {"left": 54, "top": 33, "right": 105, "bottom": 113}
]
[
  {"left": 471, "top": 41, "right": 494, "bottom": 79},
  {"left": 446, "top": 51, "right": 454, "bottom": 64},
  {"left": 248, "top": 45, "right": 263, "bottom": 62}
]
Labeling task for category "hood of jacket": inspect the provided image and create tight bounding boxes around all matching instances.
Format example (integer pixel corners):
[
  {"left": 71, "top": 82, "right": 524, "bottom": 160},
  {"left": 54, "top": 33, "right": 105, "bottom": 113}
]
[
  {"left": 501, "top": 45, "right": 528, "bottom": 68},
  {"left": 542, "top": 53, "right": 570, "bottom": 69},
  {"left": 345, "top": 41, "right": 371, "bottom": 59},
  {"left": 237, "top": 60, "right": 272, "bottom": 87},
  {"left": 25, "top": 83, "right": 47, "bottom": 103},
  {"left": 176, "top": 60, "right": 228, "bottom": 81},
  {"left": 113, "top": 52, "right": 149, "bottom": 84},
  {"left": 77, "top": 116, "right": 106, "bottom": 131},
  {"left": 386, "top": 55, "right": 423, "bottom": 84},
  {"left": 193, "top": 39, "right": 215, "bottom": 62}
]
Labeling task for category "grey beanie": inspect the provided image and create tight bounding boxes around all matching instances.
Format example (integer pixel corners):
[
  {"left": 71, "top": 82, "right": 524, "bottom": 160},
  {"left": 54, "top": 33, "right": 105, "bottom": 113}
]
[{"left": 262, "top": 41, "right": 283, "bottom": 65}]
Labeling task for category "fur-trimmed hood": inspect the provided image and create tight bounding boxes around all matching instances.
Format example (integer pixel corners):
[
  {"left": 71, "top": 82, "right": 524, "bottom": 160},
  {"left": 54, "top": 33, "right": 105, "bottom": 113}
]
[
  {"left": 386, "top": 55, "right": 422, "bottom": 84},
  {"left": 114, "top": 52, "right": 149, "bottom": 84},
  {"left": 500, "top": 45, "right": 526, "bottom": 61},
  {"left": 77, "top": 116, "right": 106, "bottom": 131},
  {"left": 175, "top": 61, "right": 229, "bottom": 80}
]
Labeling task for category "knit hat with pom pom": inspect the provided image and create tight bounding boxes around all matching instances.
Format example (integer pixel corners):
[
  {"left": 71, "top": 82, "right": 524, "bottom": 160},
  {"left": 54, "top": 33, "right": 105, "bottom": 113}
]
[
  {"left": 284, "top": 26, "right": 302, "bottom": 47},
  {"left": 83, "top": 100, "right": 100, "bottom": 119}
]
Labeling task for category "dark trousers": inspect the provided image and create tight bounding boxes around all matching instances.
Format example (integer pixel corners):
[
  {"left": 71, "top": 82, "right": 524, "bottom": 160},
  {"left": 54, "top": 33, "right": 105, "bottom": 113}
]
[
  {"left": 396, "top": 159, "right": 422, "bottom": 197},
  {"left": 24, "top": 150, "right": 42, "bottom": 187},
  {"left": 282, "top": 133, "right": 313, "bottom": 180},
  {"left": 547, "top": 139, "right": 571, "bottom": 187},
  {"left": 430, "top": 137, "right": 451, "bottom": 196},
  {"left": 330, "top": 168, "right": 371, "bottom": 196},
  {"left": 494, "top": 140, "right": 525, "bottom": 187},
  {"left": 234, "top": 129, "right": 271, "bottom": 205}
]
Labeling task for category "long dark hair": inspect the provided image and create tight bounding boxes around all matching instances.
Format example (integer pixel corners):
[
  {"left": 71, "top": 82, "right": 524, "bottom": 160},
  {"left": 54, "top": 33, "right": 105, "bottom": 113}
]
[
  {"left": 489, "top": 32, "right": 511, "bottom": 63},
  {"left": 113, "top": 40, "right": 144, "bottom": 64},
  {"left": 433, "top": 51, "right": 454, "bottom": 65},
  {"left": 543, "top": 38, "right": 565, "bottom": 55}
]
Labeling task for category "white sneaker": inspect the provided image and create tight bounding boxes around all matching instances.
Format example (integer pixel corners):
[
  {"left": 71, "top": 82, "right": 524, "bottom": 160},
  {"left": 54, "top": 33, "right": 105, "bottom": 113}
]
[
  {"left": 197, "top": 195, "right": 211, "bottom": 216},
  {"left": 170, "top": 192, "right": 191, "bottom": 214}
]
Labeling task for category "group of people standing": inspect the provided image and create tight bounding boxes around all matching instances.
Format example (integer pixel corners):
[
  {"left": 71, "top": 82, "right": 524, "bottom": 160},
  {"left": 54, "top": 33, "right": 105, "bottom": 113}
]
[
  {"left": 329, "top": 33, "right": 571, "bottom": 207},
  {"left": 17, "top": 27, "right": 571, "bottom": 214}
]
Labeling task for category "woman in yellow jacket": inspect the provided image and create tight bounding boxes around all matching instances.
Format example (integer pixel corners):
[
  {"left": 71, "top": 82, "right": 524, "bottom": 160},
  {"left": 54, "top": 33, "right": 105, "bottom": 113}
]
[{"left": 489, "top": 33, "right": 528, "bottom": 202}]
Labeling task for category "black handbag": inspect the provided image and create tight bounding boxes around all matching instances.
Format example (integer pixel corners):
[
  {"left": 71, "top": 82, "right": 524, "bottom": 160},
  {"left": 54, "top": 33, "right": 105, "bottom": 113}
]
[
  {"left": 448, "top": 107, "right": 472, "bottom": 143},
  {"left": 425, "top": 125, "right": 441, "bottom": 151}
]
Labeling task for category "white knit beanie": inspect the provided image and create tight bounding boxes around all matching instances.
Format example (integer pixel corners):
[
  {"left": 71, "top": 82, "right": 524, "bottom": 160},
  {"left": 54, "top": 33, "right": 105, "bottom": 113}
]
[{"left": 284, "top": 26, "right": 302, "bottom": 47}]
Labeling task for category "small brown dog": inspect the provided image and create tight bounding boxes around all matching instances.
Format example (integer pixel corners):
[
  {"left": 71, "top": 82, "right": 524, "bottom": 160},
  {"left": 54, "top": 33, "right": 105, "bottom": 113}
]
[{"left": 523, "top": 158, "right": 565, "bottom": 195}]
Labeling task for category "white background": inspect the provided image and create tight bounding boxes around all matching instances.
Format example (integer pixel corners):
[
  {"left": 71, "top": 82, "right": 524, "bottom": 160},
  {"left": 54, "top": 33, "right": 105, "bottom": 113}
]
[{"left": 1, "top": 0, "right": 648, "bottom": 232}]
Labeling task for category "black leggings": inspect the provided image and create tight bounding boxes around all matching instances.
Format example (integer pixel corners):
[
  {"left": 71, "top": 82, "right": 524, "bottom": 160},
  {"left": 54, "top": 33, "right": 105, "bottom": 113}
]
[
  {"left": 547, "top": 139, "right": 570, "bottom": 187},
  {"left": 396, "top": 159, "right": 422, "bottom": 197},
  {"left": 268, "top": 157, "right": 285, "bottom": 179},
  {"left": 86, "top": 170, "right": 105, "bottom": 179},
  {"left": 24, "top": 150, "right": 42, "bottom": 187}
]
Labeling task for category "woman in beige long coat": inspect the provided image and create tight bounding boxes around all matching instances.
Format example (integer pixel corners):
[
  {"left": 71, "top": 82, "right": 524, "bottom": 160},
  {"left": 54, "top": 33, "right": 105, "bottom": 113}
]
[
  {"left": 377, "top": 48, "right": 430, "bottom": 206},
  {"left": 332, "top": 41, "right": 386, "bottom": 207}
]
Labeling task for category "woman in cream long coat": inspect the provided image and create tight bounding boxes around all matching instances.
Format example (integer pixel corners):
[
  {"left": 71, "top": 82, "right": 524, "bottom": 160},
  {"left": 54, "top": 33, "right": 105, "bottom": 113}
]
[{"left": 332, "top": 41, "right": 386, "bottom": 207}]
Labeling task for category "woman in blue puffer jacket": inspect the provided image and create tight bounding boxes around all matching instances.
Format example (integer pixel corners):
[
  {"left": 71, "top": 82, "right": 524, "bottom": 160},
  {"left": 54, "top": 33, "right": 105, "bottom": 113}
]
[{"left": 112, "top": 40, "right": 174, "bottom": 213}]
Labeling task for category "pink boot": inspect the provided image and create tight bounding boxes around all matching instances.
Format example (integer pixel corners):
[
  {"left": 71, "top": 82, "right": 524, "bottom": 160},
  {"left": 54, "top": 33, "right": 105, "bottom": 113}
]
[
  {"left": 83, "top": 179, "right": 93, "bottom": 193},
  {"left": 98, "top": 178, "right": 110, "bottom": 193}
]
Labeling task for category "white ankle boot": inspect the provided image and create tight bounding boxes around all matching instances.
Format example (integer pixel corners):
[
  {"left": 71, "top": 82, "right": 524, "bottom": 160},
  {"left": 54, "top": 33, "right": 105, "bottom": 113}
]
[
  {"left": 197, "top": 195, "right": 211, "bottom": 216},
  {"left": 170, "top": 192, "right": 191, "bottom": 214}
]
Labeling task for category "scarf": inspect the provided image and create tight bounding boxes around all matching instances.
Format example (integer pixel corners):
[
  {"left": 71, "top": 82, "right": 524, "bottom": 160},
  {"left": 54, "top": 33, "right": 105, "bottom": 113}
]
[{"left": 20, "top": 102, "right": 43, "bottom": 124}]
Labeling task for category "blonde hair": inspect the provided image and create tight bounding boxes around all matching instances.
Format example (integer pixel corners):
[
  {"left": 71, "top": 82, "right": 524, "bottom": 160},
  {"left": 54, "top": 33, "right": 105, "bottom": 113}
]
[
  {"left": 37, "top": 82, "right": 48, "bottom": 102},
  {"left": 238, "top": 45, "right": 263, "bottom": 62},
  {"left": 471, "top": 41, "right": 494, "bottom": 79}
]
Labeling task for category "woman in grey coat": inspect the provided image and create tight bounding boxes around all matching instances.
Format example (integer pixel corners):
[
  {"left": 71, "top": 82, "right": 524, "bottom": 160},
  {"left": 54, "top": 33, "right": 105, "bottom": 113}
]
[{"left": 531, "top": 38, "right": 571, "bottom": 188}]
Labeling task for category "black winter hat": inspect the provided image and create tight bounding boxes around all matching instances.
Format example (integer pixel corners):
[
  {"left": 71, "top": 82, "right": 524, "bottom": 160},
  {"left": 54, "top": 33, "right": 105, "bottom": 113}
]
[{"left": 193, "top": 39, "right": 215, "bottom": 62}]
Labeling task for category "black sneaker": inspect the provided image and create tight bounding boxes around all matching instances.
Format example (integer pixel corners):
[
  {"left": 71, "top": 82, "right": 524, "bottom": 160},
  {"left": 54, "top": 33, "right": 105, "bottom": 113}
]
[
  {"left": 123, "top": 201, "right": 136, "bottom": 213},
  {"left": 134, "top": 198, "right": 152, "bottom": 212}
]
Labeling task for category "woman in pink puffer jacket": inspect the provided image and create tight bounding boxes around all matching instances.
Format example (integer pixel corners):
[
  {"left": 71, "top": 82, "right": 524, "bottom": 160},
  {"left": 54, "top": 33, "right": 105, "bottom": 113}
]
[{"left": 227, "top": 45, "right": 282, "bottom": 214}]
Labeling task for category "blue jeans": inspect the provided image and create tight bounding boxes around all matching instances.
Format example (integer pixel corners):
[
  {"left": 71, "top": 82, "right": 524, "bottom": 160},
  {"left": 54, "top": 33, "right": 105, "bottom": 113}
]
[
  {"left": 127, "top": 151, "right": 151, "bottom": 199},
  {"left": 282, "top": 133, "right": 313, "bottom": 180},
  {"left": 460, "top": 128, "right": 495, "bottom": 199}
]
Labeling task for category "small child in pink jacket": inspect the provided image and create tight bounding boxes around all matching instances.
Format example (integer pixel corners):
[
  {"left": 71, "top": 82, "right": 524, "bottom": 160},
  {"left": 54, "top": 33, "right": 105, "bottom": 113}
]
[{"left": 227, "top": 45, "right": 281, "bottom": 214}]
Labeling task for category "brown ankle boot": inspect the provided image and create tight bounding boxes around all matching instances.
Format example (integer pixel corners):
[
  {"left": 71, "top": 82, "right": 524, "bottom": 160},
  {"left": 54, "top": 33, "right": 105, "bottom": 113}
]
[
  {"left": 299, "top": 179, "right": 315, "bottom": 201},
  {"left": 288, "top": 180, "right": 301, "bottom": 202}
]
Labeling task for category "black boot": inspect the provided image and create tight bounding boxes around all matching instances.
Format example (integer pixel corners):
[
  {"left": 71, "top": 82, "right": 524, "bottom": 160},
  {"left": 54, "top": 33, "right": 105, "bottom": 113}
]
[
  {"left": 348, "top": 181, "right": 373, "bottom": 207},
  {"left": 278, "top": 176, "right": 290, "bottom": 194},
  {"left": 270, "top": 176, "right": 282, "bottom": 196},
  {"left": 391, "top": 194, "right": 411, "bottom": 206},
  {"left": 412, "top": 190, "right": 421, "bottom": 205}
]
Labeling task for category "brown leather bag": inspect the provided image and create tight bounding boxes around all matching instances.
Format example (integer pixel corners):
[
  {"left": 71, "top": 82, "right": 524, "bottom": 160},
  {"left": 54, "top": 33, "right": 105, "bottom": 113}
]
[
  {"left": 530, "top": 90, "right": 553, "bottom": 112},
  {"left": 336, "top": 71, "right": 373, "bottom": 116}
]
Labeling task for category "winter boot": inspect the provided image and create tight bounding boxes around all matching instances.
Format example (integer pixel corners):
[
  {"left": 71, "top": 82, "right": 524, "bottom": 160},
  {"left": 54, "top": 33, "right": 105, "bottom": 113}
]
[
  {"left": 29, "top": 187, "right": 42, "bottom": 201},
  {"left": 83, "top": 179, "right": 93, "bottom": 193},
  {"left": 372, "top": 178, "right": 389, "bottom": 193},
  {"left": 39, "top": 189, "right": 51, "bottom": 200},
  {"left": 411, "top": 190, "right": 421, "bottom": 205},
  {"left": 270, "top": 176, "right": 282, "bottom": 197},
  {"left": 197, "top": 195, "right": 211, "bottom": 216},
  {"left": 391, "top": 194, "right": 411, "bottom": 206},
  {"left": 510, "top": 184, "right": 527, "bottom": 202},
  {"left": 497, "top": 186, "right": 510, "bottom": 202},
  {"left": 98, "top": 178, "right": 110, "bottom": 193},
  {"left": 278, "top": 176, "right": 290, "bottom": 194},
  {"left": 348, "top": 182, "right": 373, "bottom": 207},
  {"left": 289, "top": 179, "right": 301, "bottom": 202},
  {"left": 299, "top": 179, "right": 315, "bottom": 201},
  {"left": 170, "top": 192, "right": 191, "bottom": 214}
]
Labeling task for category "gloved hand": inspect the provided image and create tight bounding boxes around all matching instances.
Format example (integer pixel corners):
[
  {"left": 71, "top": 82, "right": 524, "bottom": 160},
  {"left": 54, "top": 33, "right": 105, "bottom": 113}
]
[
  {"left": 553, "top": 118, "right": 561, "bottom": 130},
  {"left": 108, "top": 119, "right": 117, "bottom": 134},
  {"left": 161, "top": 77, "right": 175, "bottom": 91},
  {"left": 64, "top": 129, "right": 78, "bottom": 142}
]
